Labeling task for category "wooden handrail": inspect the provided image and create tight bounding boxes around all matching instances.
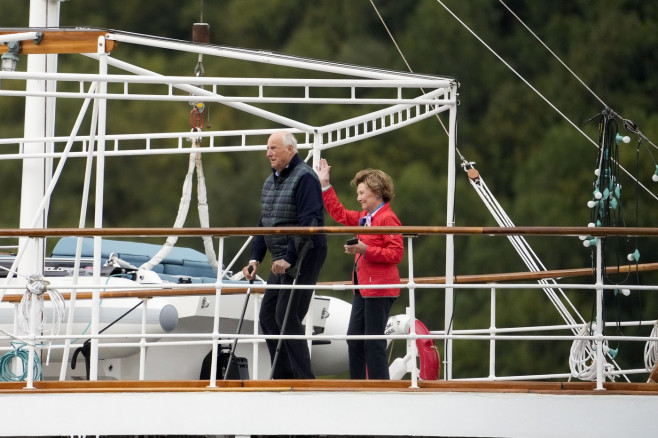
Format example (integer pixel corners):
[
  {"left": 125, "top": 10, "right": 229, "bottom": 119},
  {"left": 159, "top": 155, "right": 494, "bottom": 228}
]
[
  {"left": 0, "top": 225, "right": 656, "bottom": 238},
  {"left": 1, "top": 379, "right": 657, "bottom": 395},
  {"left": 0, "top": 285, "right": 263, "bottom": 303},
  {"left": 3, "top": 262, "right": 655, "bottom": 303},
  {"left": 417, "top": 261, "right": 658, "bottom": 284}
]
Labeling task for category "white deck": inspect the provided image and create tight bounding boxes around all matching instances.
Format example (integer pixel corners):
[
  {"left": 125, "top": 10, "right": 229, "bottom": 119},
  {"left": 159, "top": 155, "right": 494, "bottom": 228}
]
[{"left": 2, "top": 380, "right": 657, "bottom": 437}]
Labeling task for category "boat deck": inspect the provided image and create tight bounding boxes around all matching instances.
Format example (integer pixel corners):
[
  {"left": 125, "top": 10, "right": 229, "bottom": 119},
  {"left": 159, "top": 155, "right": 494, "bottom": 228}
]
[{"left": 2, "top": 379, "right": 657, "bottom": 437}]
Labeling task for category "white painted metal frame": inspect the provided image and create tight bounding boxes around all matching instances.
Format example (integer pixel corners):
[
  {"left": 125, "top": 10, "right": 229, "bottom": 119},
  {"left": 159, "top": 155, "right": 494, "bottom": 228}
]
[
  {"left": 0, "top": 236, "right": 656, "bottom": 389},
  {"left": 1, "top": 29, "right": 456, "bottom": 386},
  {"left": 3, "top": 26, "right": 655, "bottom": 395}
]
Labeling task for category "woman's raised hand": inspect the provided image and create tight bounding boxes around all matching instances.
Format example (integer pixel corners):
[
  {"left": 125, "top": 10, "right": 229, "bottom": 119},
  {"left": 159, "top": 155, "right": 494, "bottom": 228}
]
[{"left": 316, "top": 158, "right": 331, "bottom": 188}]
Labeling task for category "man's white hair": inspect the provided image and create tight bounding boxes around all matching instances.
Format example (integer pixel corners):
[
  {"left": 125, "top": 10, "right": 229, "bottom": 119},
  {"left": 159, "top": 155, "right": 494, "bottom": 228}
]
[{"left": 281, "top": 131, "right": 298, "bottom": 152}]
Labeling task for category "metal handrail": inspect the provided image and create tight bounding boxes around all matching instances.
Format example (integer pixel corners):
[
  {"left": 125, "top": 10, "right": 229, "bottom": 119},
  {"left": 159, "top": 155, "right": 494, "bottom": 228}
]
[{"left": 1, "top": 227, "right": 656, "bottom": 389}]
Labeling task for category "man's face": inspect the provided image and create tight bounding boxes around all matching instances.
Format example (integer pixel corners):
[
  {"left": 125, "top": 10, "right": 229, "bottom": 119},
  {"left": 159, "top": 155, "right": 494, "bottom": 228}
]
[{"left": 266, "top": 133, "right": 294, "bottom": 172}]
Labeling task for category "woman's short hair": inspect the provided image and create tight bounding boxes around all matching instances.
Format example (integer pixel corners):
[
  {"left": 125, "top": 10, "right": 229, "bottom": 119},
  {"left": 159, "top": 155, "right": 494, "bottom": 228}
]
[{"left": 350, "top": 169, "right": 395, "bottom": 203}]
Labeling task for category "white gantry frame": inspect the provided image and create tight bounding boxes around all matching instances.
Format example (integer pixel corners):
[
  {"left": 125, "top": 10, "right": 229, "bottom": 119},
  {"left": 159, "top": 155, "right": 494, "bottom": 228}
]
[{"left": 0, "top": 29, "right": 459, "bottom": 383}]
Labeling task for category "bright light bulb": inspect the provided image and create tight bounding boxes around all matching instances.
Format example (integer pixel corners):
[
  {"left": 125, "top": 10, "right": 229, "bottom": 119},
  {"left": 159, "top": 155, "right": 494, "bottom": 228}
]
[
  {"left": 653, "top": 173, "right": 658, "bottom": 182},
  {"left": 621, "top": 289, "right": 631, "bottom": 296},
  {"left": 594, "top": 169, "right": 600, "bottom": 176},
  {"left": 587, "top": 200, "right": 596, "bottom": 208}
]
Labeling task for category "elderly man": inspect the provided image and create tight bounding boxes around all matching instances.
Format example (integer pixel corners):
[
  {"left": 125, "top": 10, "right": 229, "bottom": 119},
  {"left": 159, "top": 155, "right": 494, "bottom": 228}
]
[{"left": 242, "top": 130, "right": 327, "bottom": 379}]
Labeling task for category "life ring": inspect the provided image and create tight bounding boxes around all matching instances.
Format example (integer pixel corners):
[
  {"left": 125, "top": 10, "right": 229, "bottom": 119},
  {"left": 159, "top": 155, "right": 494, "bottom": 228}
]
[{"left": 385, "top": 314, "right": 440, "bottom": 380}]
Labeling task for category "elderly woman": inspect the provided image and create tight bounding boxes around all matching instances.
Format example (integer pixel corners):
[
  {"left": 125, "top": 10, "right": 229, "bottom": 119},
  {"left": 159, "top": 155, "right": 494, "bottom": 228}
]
[{"left": 316, "top": 158, "right": 404, "bottom": 379}]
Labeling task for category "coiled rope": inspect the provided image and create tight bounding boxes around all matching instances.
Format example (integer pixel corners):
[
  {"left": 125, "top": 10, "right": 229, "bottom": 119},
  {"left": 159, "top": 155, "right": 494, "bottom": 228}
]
[
  {"left": 19, "top": 274, "right": 66, "bottom": 337},
  {"left": 0, "top": 267, "right": 66, "bottom": 339},
  {"left": 569, "top": 324, "right": 615, "bottom": 381},
  {"left": 643, "top": 322, "right": 658, "bottom": 371},
  {"left": 0, "top": 342, "right": 42, "bottom": 382}
]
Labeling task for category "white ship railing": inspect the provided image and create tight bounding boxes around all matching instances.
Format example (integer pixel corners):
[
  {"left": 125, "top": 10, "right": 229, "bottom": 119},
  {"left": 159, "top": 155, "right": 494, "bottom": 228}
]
[
  {"left": 0, "top": 226, "right": 656, "bottom": 391},
  {"left": 2, "top": 28, "right": 655, "bottom": 393}
]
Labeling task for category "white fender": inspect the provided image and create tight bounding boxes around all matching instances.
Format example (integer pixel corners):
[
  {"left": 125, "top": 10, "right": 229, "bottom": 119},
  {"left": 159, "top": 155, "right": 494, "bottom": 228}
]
[{"left": 386, "top": 314, "right": 440, "bottom": 380}]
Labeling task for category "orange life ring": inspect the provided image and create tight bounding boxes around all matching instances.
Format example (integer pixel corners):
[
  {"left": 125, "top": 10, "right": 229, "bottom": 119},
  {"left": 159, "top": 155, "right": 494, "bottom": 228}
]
[{"left": 413, "top": 319, "right": 440, "bottom": 380}]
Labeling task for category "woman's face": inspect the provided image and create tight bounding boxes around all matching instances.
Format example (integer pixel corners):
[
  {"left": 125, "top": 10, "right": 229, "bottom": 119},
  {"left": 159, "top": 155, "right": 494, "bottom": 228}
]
[{"left": 356, "top": 182, "right": 381, "bottom": 213}]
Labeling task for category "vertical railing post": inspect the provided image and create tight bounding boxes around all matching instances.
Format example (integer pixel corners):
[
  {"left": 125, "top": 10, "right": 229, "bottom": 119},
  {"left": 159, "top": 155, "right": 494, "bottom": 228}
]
[
  {"left": 253, "top": 294, "right": 261, "bottom": 379},
  {"left": 25, "top": 276, "right": 39, "bottom": 389},
  {"left": 489, "top": 286, "right": 496, "bottom": 380},
  {"left": 407, "top": 235, "right": 418, "bottom": 388},
  {"left": 208, "top": 236, "right": 225, "bottom": 387},
  {"left": 305, "top": 291, "right": 315, "bottom": 358},
  {"left": 308, "top": 133, "right": 323, "bottom": 362},
  {"left": 138, "top": 298, "right": 149, "bottom": 381},
  {"left": 595, "top": 238, "right": 605, "bottom": 390},
  {"left": 444, "top": 85, "right": 458, "bottom": 380},
  {"left": 12, "top": 303, "right": 20, "bottom": 379},
  {"left": 90, "top": 35, "right": 108, "bottom": 381}
]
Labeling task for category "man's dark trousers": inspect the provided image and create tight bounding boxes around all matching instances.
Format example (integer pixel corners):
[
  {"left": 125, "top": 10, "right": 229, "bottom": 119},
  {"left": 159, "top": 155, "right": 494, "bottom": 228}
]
[{"left": 259, "top": 243, "right": 327, "bottom": 379}]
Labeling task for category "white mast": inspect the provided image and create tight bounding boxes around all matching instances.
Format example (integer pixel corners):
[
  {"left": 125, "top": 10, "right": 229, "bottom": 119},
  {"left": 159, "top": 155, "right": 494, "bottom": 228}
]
[{"left": 19, "top": 0, "right": 60, "bottom": 276}]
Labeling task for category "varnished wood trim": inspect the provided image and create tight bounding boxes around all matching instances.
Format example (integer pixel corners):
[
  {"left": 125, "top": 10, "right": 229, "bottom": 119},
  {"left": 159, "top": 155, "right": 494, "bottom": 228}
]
[
  {"left": 0, "top": 286, "right": 264, "bottom": 303},
  {"left": 0, "top": 225, "right": 656, "bottom": 238},
  {"left": 1, "top": 379, "right": 657, "bottom": 396},
  {"left": 2, "top": 261, "right": 655, "bottom": 303},
  {"left": 0, "top": 30, "right": 116, "bottom": 54},
  {"left": 415, "top": 262, "right": 658, "bottom": 285}
]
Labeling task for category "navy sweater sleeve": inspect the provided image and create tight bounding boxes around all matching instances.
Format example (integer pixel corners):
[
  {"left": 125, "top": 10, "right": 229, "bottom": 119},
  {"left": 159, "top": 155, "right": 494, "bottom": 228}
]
[
  {"left": 251, "top": 217, "right": 267, "bottom": 263},
  {"left": 295, "top": 171, "right": 325, "bottom": 228},
  {"left": 283, "top": 171, "right": 325, "bottom": 266}
]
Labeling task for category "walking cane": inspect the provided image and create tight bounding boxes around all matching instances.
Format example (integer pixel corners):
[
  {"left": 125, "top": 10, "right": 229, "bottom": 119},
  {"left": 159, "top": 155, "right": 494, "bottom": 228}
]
[
  {"left": 224, "top": 265, "right": 254, "bottom": 380},
  {"left": 269, "top": 238, "right": 313, "bottom": 379}
]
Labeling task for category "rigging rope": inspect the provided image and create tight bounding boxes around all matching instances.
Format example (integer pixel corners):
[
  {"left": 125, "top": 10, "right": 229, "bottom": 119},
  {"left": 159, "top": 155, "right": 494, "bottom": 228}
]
[
  {"left": 139, "top": 132, "right": 219, "bottom": 273},
  {"left": 371, "top": 0, "right": 628, "bottom": 381},
  {"left": 433, "top": 0, "right": 597, "bottom": 147},
  {"left": 464, "top": 159, "right": 631, "bottom": 381},
  {"left": 141, "top": 18, "right": 217, "bottom": 274},
  {"left": 370, "top": 0, "right": 450, "bottom": 139},
  {"left": 374, "top": 0, "right": 593, "bottom": 325},
  {"left": 498, "top": 0, "right": 658, "bottom": 157},
  {"left": 462, "top": 162, "right": 584, "bottom": 330},
  {"left": 432, "top": 0, "right": 658, "bottom": 202},
  {"left": 497, "top": 0, "right": 606, "bottom": 109},
  {"left": 371, "top": 0, "right": 656, "bottom": 201}
]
